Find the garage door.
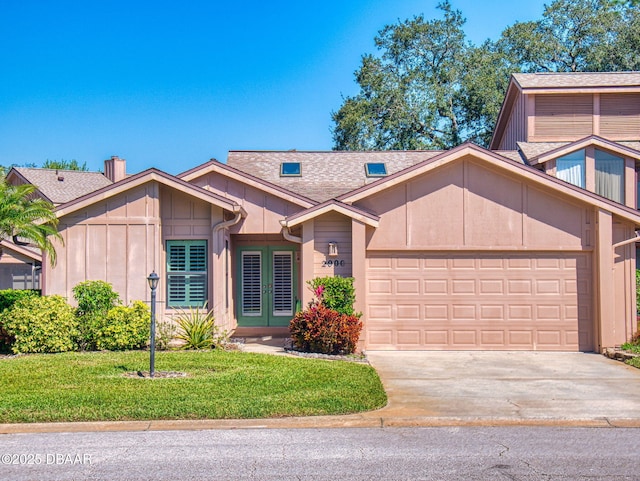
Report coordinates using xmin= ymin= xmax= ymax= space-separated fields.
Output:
xmin=366 ymin=252 xmax=593 ymax=351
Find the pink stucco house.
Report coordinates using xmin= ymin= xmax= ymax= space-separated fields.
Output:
xmin=6 ymin=72 xmax=640 ymax=352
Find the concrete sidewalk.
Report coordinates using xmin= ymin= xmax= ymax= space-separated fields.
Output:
xmin=1 ymin=341 xmax=639 ymax=434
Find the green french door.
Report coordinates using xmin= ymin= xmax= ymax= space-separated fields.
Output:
xmin=237 ymin=246 xmax=297 ymax=327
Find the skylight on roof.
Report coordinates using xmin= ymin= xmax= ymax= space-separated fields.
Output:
xmin=280 ymin=162 xmax=301 ymax=177
xmin=365 ymin=162 xmax=387 ymax=177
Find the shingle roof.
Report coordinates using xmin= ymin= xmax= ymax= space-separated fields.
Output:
xmin=516 ymin=142 xmax=571 ymax=160
xmin=226 ymin=150 xmax=444 ymax=202
xmin=517 ymin=140 xmax=640 ymax=164
xmin=512 ymin=72 xmax=640 ymax=89
xmin=13 ymin=168 xmax=113 ymax=204
xmin=493 ymin=150 xmax=526 ymax=163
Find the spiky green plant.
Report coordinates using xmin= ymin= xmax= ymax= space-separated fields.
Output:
xmin=0 ymin=180 xmax=62 ymax=265
xmin=174 ymin=304 xmax=228 ymax=350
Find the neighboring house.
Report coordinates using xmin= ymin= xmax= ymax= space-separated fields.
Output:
xmin=0 ymin=240 xmax=41 ymax=290
xmin=12 ymin=72 xmax=640 ymax=352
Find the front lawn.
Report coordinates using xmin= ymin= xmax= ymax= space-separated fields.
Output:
xmin=0 ymin=350 xmax=386 ymax=423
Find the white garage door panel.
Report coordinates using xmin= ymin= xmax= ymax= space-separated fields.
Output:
xmin=366 ymin=252 xmax=592 ymax=351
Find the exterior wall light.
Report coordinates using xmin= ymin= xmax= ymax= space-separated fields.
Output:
xmin=328 ymin=242 xmax=339 ymax=257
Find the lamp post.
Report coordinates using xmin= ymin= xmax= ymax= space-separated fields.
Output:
xmin=147 ymin=271 xmax=159 ymax=378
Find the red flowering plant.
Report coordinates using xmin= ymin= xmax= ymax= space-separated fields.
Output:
xmin=289 ymin=282 xmax=362 ymax=355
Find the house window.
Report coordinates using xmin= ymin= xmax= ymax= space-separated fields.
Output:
xmin=166 ymin=240 xmax=208 ymax=308
xmin=365 ymin=162 xmax=387 ymax=177
xmin=280 ymin=162 xmax=301 ymax=176
xmin=595 ymin=149 xmax=624 ymax=204
xmin=556 ymin=150 xmax=585 ymax=188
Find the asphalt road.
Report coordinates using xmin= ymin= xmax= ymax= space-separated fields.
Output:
xmin=1 ymin=426 xmax=638 ymax=480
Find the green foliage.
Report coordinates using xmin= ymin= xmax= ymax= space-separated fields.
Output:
xmin=0 ymin=289 xmax=41 ymax=350
xmin=332 ymin=1 xmax=473 ymax=150
xmin=290 ymin=287 xmax=362 ymax=355
xmin=636 ymin=269 xmax=640 ymax=314
xmin=0 ymin=289 xmax=40 ymax=313
xmin=1 ymin=295 xmax=77 ymax=353
xmin=73 ymin=280 xmax=121 ymax=350
xmin=42 ymin=159 xmax=88 ymax=171
xmin=73 ymin=280 xmax=120 ymax=315
xmin=0 ymin=179 xmax=62 ymax=265
xmin=332 ymin=0 xmax=640 ymax=150
xmin=175 ymin=305 xmax=228 ymax=350
xmin=309 ymin=276 xmax=358 ymax=316
xmin=289 ymin=303 xmax=362 ymax=355
xmin=95 ymin=301 xmax=150 ymax=351
xmin=155 ymin=320 xmax=178 ymax=350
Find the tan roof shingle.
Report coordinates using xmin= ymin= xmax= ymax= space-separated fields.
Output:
xmin=226 ymin=150 xmax=444 ymax=202
xmin=13 ymin=168 xmax=113 ymax=204
xmin=513 ymin=72 xmax=640 ymax=90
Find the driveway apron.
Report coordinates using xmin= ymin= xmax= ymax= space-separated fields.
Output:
xmin=364 ymin=351 xmax=640 ymax=424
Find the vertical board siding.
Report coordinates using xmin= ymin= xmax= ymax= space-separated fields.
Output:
xmin=313 ymin=213 xmax=352 ymax=278
xmin=500 ymin=93 xmax=526 ymax=150
xmin=534 ymin=94 xmax=593 ymax=140
xmin=361 ymin=159 xmax=590 ymax=251
xmin=48 ymin=183 xmax=162 ymax=306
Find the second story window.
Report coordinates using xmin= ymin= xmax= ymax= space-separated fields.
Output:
xmin=556 ymin=150 xmax=585 ymax=188
xmin=595 ymin=150 xmax=624 ymax=204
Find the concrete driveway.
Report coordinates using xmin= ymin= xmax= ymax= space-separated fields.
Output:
xmin=365 ymin=351 xmax=640 ymax=426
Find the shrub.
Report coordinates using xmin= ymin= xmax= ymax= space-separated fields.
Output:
xmin=72 ymin=280 xmax=120 ymax=350
xmin=289 ymin=286 xmax=362 ymax=355
xmin=155 ymin=320 xmax=178 ymax=350
xmin=0 ymin=289 xmax=40 ymax=313
xmin=95 ymin=301 xmax=150 ymax=351
xmin=73 ymin=280 xmax=120 ymax=314
xmin=1 ymin=295 xmax=78 ymax=353
xmin=636 ymin=269 xmax=640 ymax=313
xmin=309 ymin=276 xmax=358 ymax=316
xmin=175 ymin=305 xmax=228 ymax=350
xmin=0 ymin=290 xmax=40 ymax=351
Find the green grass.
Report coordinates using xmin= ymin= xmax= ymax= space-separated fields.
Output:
xmin=622 ymin=334 xmax=640 ymax=369
xmin=626 ymin=357 xmax=640 ymax=369
xmin=0 ymin=350 xmax=387 ymax=423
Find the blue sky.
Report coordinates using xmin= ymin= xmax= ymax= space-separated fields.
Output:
xmin=0 ymin=0 xmax=549 ymax=175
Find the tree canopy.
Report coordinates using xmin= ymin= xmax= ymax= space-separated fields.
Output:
xmin=0 ymin=180 xmax=62 ymax=265
xmin=42 ymin=159 xmax=88 ymax=171
xmin=332 ymin=0 xmax=639 ymax=150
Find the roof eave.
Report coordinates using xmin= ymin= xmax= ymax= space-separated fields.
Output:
xmin=282 ymin=201 xmax=380 ymax=228
xmin=55 ymin=169 xmax=242 ymax=219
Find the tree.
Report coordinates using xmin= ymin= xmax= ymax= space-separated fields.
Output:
xmin=0 ymin=180 xmax=62 ymax=265
xmin=332 ymin=2 xmax=473 ymax=150
xmin=332 ymin=0 xmax=639 ymax=150
xmin=497 ymin=0 xmax=629 ymax=72
xmin=42 ymin=159 xmax=88 ymax=171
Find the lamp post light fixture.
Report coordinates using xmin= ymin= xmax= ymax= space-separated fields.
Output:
xmin=147 ymin=271 xmax=159 ymax=378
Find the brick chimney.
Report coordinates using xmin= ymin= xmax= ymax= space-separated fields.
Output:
xmin=104 ymin=156 xmax=127 ymax=182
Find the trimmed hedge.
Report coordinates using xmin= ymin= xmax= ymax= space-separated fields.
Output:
xmin=95 ymin=301 xmax=150 ymax=351
xmin=1 ymin=295 xmax=78 ymax=354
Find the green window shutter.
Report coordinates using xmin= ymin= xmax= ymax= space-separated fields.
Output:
xmin=166 ymin=240 xmax=208 ymax=307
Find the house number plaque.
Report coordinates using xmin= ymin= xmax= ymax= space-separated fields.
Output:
xmin=322 ymin=259 xmax=345 ymax=267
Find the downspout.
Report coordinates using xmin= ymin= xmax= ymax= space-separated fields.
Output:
xmin=213 ymin=210 xmax=243 ymax=234
xmin=279 ymin=220 xmax=302 ymax=244
xmin=212 ymin=208 xmax=244 ymax=326
xmin=612 ymin=230 xmax=640 ymax=250
xmin=280 ymin=220 xmax=303 ymax=312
